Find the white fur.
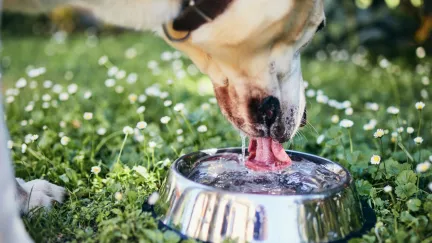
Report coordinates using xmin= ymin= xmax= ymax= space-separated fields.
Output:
xmin=17 ymin=179 xmax=66 ymax=214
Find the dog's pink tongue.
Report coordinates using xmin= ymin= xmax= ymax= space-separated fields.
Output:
xmin=246 ymin=137 xmax=292 ymax=171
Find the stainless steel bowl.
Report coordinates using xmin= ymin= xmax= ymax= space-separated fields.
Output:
xmin=154 ymin=148 xmax=366 ymax=243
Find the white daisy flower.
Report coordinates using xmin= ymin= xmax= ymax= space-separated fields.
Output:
xmin=60 ymin=136 xmax=71 ymax=146
xmin=104 ymin=79 xmax=116 ymax=87
xmin=373 ymin=129 xmax=385 ymax=138
xmin=386 ymin=106 xmax=399 ymax=115
xmin=148 ymin=192 xmax=160 ymax=205
xmin=97 ymin=127 xmax=107 ymax=135
xmin=172 ymin=60 xmax=183 ymax=70
xmin=115 ymin=70 xmax=126 ymax=80
xmin=15 ymin=78 xmax=27 ymax=88
xmin=24 ymin=134 xmax=33 ymax=144
xmin=306 ymin=89 xmax=316 ymax=97
xmin=148 ymin=141 xmax=157 ymax=148
xmin=21 ymin=144 xmax=27 ymax=153
xmin=42 ymin=94 xmax=52 ymax=102
xmin=209 ymin=97 xmax=217 ymax=104
xmin=5 ymin=88 xmax=19 ymax=96
xmin=42 ymin=102 xmax=50 ymax=109
xmin=137 ymin=106 xmax=146 ymax=114
xmin=83 ymin=112 xmax=93 ymax=120
xmin=84 ymin=91 xmax=92 ymax=99
xmin=59 ymin=121 xmax=66 ymax=128
xmin=59 ymin=92 xmax=69 ymax=101
xmin=173 ymin=103 xmax=185 ymax=112
xmin=43 ymin=80 xmax=53 ymax=88
xmin=115 ymin=86 xmax=124 ymax=94
xmin=123 ymin=126 xmax=134 ymax=135
xmin=316 ymin=134 xmax=325 ymax=145
xmin=52 ymin=84 xmax=63 ymax=94
xmin=29 ymin=81 xmax=38 ymax=89
xmin=6 ymin=96 xmax=15 ymax=103
xmin=363 ymin=123 xmax=374 ymax=131
xmin=414 ymin=137 xmax=423 ymax=145
xmin=145 ymin=85 xmax=161 ymax=97
xmin=128 ymin=94 xmax=138 ymax=104
xmin=7 ymin=140 xmax=13 ymax=149
xmin=98 ymin=55 xmax=108 ymax=65
xmin=316 ymin=94 xmax=329 ymax=104
xmin=379 ymin=58 xmax=390 ymax=69
xmin=370 ymin=155 xmax=381 ymax=165
xmin=429 ymin=155 xmax=432 ymax=162
xmin=67 ymin=83 xmax=78 ymax=94
xmin=345 ymin=107 xmax=353 ymax=116
xmin=133 ymin=165 xmax=148 ymax=177
xmin=160 ymin=92 xmax=169 ymax=99
xmin=177 ymin=135 xmax=184 ymax=142
xmin=91 ymin=166 xmax=101 ymax=175
xmin=107 ymin=66 xmax=119 ymax=77
xmin=127 ymin=73 xmax=138 ymax=84
xmin=416 ymin=47 xmax=426 ymax=59
xmin=339 ymin=119 xmax=354 ymax=128
xmin=421 ymin=76 xmax=429 ymax=86
xmin=147 ymin=60 xmax=158 ymax=69
xmin=416 ymin=161 xmax=431 ymax=173
xmin=136 ymin=121 xmax=147 ymax=129
xmin=161 ymin=51 xmax=173 ymax=61
xmin=187 ymin=64 xmax=199 ymax=76
xmin=176 ymin=129 xmax=183 ymax=135
xmin=31 ymin=134 xmax=39 ymax=142
xmin=160 ymin=116 xmax=171 ymax=124
xmin=429 ymin=182 xmax=432 ymax=192
xmin=201 ymin=103 xmax=210 ymax=110
xmin=114 ymin=192 xmax=123 ymax=201
xmin=397 ymin=127 xmax=404 ymax=133
xmin=415 ymin=101 xmax=425 ymax=110
xmin=125 ymin=48 xmax=137 ymax=59
xmin=164 ymin=100 xmax=172 ymax=107
xmin=383 ymin=185 xmax=392 ymax=193
xmin=138 ymin=95 xmax=147 ymax=103
xmin=406 ymin=127 xmax=414 ymax=134
xmin=197 ymin=125 xmax=208 ymax=133
xmin=24 ymin=103 xmax=34 ymax=112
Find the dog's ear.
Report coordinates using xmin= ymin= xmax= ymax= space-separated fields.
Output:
xmin=173 ymin=0 xmax=233 ymax=31
xmin=300 ymin=108 xmax=307 ymax=127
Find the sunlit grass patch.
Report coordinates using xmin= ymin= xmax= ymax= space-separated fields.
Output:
xmin=2 ymin=31 xmax=431 ymax=242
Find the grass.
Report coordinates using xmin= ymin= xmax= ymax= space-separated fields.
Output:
xmin=1 ymin=30 xmax=432 ymax=242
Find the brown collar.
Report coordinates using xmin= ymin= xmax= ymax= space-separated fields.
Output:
xmin=172 ymin=0 xmax=233 ymax=32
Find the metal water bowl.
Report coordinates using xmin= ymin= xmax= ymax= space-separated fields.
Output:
xmin=154 ymin=148 xmax=369 ymax=243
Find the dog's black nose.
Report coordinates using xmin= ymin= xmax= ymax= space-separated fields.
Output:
xmin=258 ymin=96 xmax=280 ymax=127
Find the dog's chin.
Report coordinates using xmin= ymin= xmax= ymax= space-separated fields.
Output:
xmin=236 ymin=121 xmax=294 ymax=144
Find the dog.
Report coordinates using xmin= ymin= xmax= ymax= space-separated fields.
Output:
xmin=1 ymin=0 xmax=325 ymax=241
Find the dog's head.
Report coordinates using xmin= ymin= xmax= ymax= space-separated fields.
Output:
xmin=164 ymin=0 xmax=325 ymax=142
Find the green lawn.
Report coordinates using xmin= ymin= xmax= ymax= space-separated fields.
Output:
xmin=1 ymin=31 xmax=432 ymax=242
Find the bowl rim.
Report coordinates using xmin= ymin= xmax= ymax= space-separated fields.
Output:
xmin=170 ymin=147 xmax=353 ymax=200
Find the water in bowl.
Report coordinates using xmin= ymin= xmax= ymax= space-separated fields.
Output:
xmin=187 ymin=153 xmax=345 ymax=195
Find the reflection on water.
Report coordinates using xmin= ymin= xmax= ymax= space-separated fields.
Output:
xmin=188 ymin=153 xmax=345 ymax=195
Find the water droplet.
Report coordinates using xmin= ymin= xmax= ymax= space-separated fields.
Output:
xmin=241 ymin=133 xmax=247 ymax=165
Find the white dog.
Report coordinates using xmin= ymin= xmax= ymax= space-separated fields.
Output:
xmin=1 ymin=0 xmax=325 ymax=241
